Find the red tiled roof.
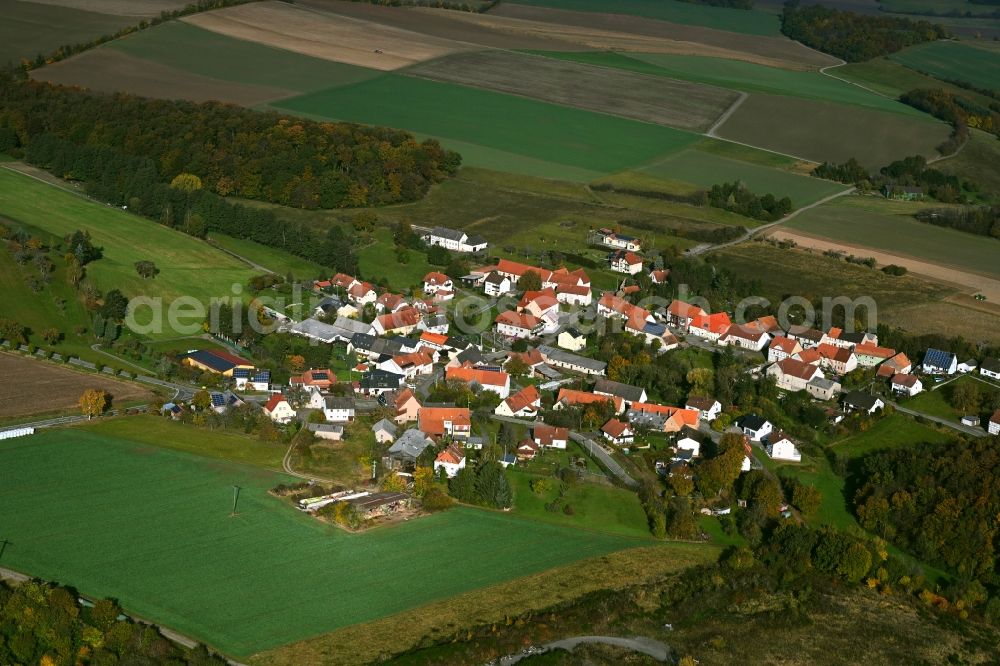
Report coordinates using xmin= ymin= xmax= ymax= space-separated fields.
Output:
xmin=495 ymin=310 xmax=541 ymax=330
xmin=769 ymin=337 xmax=800 ymax=353
xmin=534 ymin=424 xmax=569 ymax=446
xmin=504 ymin=385 xmax=540 ymax=413
xmin=507 ymin=349 xmax=544 ymax=367
xmin=602 ymin=418 xmax=632 ymax=438
xmin=395 ymin=388 xmax=419 ymax=409
xmin=776 ymin=358 xmax=821 ymax=381
xmin=723 ymin=324 xmax=765 ymax=342
xmin=264 ymin=394 xmax=287 ymax=412
xmin=518 ymin=288 xmax=559 ymax=312
xmin=817 ymin=343 xmax=854 ymax=364
xmin=556 ymin=389 xmax=622 ymax=412
xmin=892 ymin=373 xmax=919 ymax=388
xmin=855 ymin=343 xmax=896 ymax=359
xmin=436 ymin=443 xmax=465 ymax=465
xmin=690 ymin=312 xmax=732 ymax=336
xmin=446 ymin=366 xmax=509 ymax=388
xmin=650 ymin=269 xmax=670 ymax=283
xmin=667 ymin=299 xmax=706 ymax=320
xmin=420 ymin=407 xmax=471 ymax=437
xmin=376 ymin=307 xmax=422 ymax=331
xmin=419 ymin=332 xmax=449 ymax=346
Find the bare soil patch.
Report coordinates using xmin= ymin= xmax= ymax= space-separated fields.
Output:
xmin=885 ymin=300 xmax=1000 ymax=344
xmin=32 ymin=48 xmax=296 ymax=105
xmin=20 ymin=0 xmax=190 ymax=17
xmin=407 ymin=50 xmax=737 ymax=131
xmin=297 ymin=0 xmax=592 ymax=51
xmin=183 ymin=1 xmax=471 ymax=71
xmin=769 ymin=228 xmax=1000 ymax=302
xmin=0 ymin=353 xmax=153 ymax=419
xmin=489 ymin=2 xmax=837 ymax=70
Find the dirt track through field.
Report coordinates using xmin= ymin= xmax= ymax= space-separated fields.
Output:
xmin=407 ymin=50 xmax=738 ymax=131
xmin=33 ymin=48 xmax=296 ymax=105
xmin=0 ymin=353 xmax=153 ymax=419
xmin=183 ymin=1 xmax=471 ymax=70
xmin=768 ymin=228 xmax=1000 ymax=303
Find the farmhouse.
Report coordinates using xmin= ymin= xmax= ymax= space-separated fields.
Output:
xmin=594 ymin=378 xmax=647 ymax=407
xmin=538 ymin=345 xmax=607 ymax=376
xmin=423 ymin=227 xmax=488 ymax=253
xmin=842 ymin=391 xmax=885 ymax=414
xmin=608 ymin=250 xmax=643 ymax=275
xmin=534 ymin=425 xmax=569 ymax=449
xmin=922 ymin=348 xmax=957 ymax=375
xmin=735 ymin=414 xmax=772 ymax=441
xmin=495 ymin=384 xmax=540 ymax=418
xmin=263 ymin=394 xmax=295 ymax=424
xmin=434 ymin=444 xmax=467 ymax=477
xmin=891 ymin=373 xmax=923 ymax=396
xmin=495 ymin=311 xmax=543 ymax=340
xmin=602 ymin=419 xmax=634 ymax=446
xmin=768 ymin=336 xmax=802 ymax=363
xmin=766 ymin=431 xmax=801 ymax=462
xmin=445 ymin=366 xmax=511 ymax=399
xmin=685 ymin=396 xmax=721 ymax=421
xmin=182 ymin=349 xmax=253 ymax=377
xmin=419 ymin=407 xmax=472 ymax=440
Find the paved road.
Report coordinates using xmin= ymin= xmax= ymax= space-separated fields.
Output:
xmin=489 ymin=414 xmax=638 ymax=487
xmin=891 ymin=402 xmax=986 ymax=438
xmin=498 ymin=635 xmax=670 ymax=664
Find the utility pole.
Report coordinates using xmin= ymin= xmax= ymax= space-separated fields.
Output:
xmin=231 ymin=485 xmax=242 ymax=516
xmin=0 ymin=538 xmax=10 ymax=561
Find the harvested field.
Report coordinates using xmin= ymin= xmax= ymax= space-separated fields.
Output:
xmin=0 ymin=353 xmax=153 ymax=419
xmin=883 ymin=299 xmax=1000 ymax=344
xmin=714 ymin=94 xmax=952 ymax=168
xmin=407 ymin=50 xmax=738 ymax=132
xmin=768 ymin=228 xmax=1000 ymax=302
xmin=0 ymin=0 xmax=133 ymax=65
xmin=32 ymin=48 xmax=295 ymax=105
xmin=490 ymin=2 xmax=836 ymax=69
xmin=183 ymin=0 xmax=470 ymax=70
xmin=20 ymin=0 xmax=188 ymax=16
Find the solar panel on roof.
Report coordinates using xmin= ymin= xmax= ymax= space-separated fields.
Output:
xmin=312 ymin=372 xmax=329 ymax=380
xmin=233 ymin=368 xmax=252 ymax=378
xmin=210 ymin=394 xmax=225 ymax=407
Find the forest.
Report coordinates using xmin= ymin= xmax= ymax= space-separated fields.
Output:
xmin=914 ymin=205 xmax=1000 ymax=238
xmin=0 ymin=579 xmax=226 ymax=665
xmin=0 ymin=79 xmax=461 ymax=209
xmin=900 ymin=89 xmax=1000 ymax=145
xmin=780 ymin=2 xmax=946 ymax=61
xmin=853 ymin=437 xmax=1000 ymax=599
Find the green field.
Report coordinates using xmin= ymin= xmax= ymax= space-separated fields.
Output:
xmin=786 ymin=196 xmax=1000 ymax=278
xmin=836 ymin=57 xmax=999 ymax=107
xmin=0 ymin=168 xmax=257 ymax=329
xmin=832 ymin=412 xmax=954 ymax=457
xmin=0 ymin=428 xmax=644 ymax=657
xmin=936 ymin=129 xmax=1000 ymax=202
xmin=107 ymin=21 xmax=380 ymax=94
xmin=0 ymin=0 xmax=135 ymax=65
xmin=530 ymin=51 xmax=921 ymax=115
xmin=357 ymin=227 xmax=436 ymax=292
xmin=902 ymin=375 xmax=1000 ymax=421
xmin=715 ymin=94 xmax=951 ymax=168
xmin=272 ymin=75 xmax=700 ymax=176
xmin=891 ymin=40 xmax=1000 ymax=92
xmin=880 ymin=0 xmax=1000 ymax=17
xmin=208 ymin=232 xmax=325 ymax=280
xmin=640 ymin=148 xmax=847 ymax=207
xmin=507 ymin=471 xmax=651 ymax=538
xmin=508 ymin=0 xmax=782 ymax=35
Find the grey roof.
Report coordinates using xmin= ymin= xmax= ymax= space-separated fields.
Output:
xmin=843 ymin=391 xmax=882 ymax=411
xmin=308 ymin=423 xmax=344 ymax=435
xmin=484 ymin=271 xmax=507 ymax=285
xmin=291 ymin=317 xmax=372 ymax=343
xmin=735 ymin=414 xmax=769 ymax=431
xmin=360 ymin=369 xmax=404 ymax=390
xmin=788 ymin=325 xmax=823 ymax=342
xmin=455 ymin=347 xmax=485 ymax=366
xmin=537 ymin=345 xmax=607 ymax=373
xmin=428 ymin=226 xmax=466 ymax=242
xmin=983 ymin=357 xmax=1000 ymax=373
xmin=562 ymin=327 xmax=584 ymax=338
xmin=594 ymin=378 xmax=645 ymax=403
xmin=350 ymin=333 xmax=405 ymax=356
xmin=465 ymin=233 xmax=487 ymax=246
xmin=387 ymin=429 xmax=434 ymax=462
xmin=807 ymin=377 xmax=840 ymax=391
xmin=316 ymin=296 xmax=342 ymax=313
xmin=323 ymin=396 xmax=356 ymax=410
xmin=534 ymin=363 xmax=562 ymax=380
xmin=372 ymin=418 xmax=397 ymax=435
xmin=627 ymin=409 xmax=666 ymax=430
xmin=838 ymin=331 xmax=867 ymax=345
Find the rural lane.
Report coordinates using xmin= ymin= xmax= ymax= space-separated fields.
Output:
xmin=889 ymin=402 xmax=986 ymax=438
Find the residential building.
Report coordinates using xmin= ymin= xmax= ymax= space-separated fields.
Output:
xmin=665 ymin=300 xmax=707 ymax=330
xmin=675 ymin=436 xmax=701 ymax=458
xmin=534 ymin=425 xmax=569 ymax=449
xmin=323 ymin=396 xmax=356 ymax=423
xmin=372 ymin=419 xmax=397 ymax=444
xmin=854 ymin=343 xmax=896 ymax=368
xmin=516 ymin=440 xmax=539 ymax=460
xmin=768 ymin=336 xmax=802 ymax=363
xmin=877 ymin=352 xmax=912 ymax=378
xmin=495 ymin=311 xmax=543 ymax=340
xmin=419 ymin=407 xmax=472 ymax=439
xmin=483 ymin=271 xmax=514 ymax=296
xmin=958 ymin=358 xmax=978 ymax=373
xmin=386 ymin=429 xmax=436 ymax=469
xmin=445 ymin=366 xmax=511 ymax=399
xmin=557 ymin=327 xmax=587 ymax=352
xmin=816 ymin=343 xmax=858 ymax=375
xmin=307 ymin=423 xmax=344 ymax=441
xmin=602 ymin=419 xmax=635 ymax=446
xmin=981 ymin=358 xmax=1000 ymax=380
xmin=555 ymin=388 xmax=623 ymax=414
xmin=988 ymin=409 xmax=1000 ymax=436
xmin=891 ymin=373 xmax=923 ymax=396
xmin=423 ymin=271 xmax=453 ymax=294
xmin=627 ymin=403 xmax=699 ymax=433
xmin=346 ymin=281 xmax=377 ymax=305
xmin=735 ymin=414 xmax=772 ymax=441
xmin=766 ymin=432 xmax=801 ymax=462
xmin=626 ymin=319 xmax=678 ymax=351
xmin=685 ymin=396 xmax=721 ymax=421
xmin=649 ymin=268 xmax=669 ymax=284
xmin=263 ymin=394 xmax=295 ymax=424
xmin=609 ymin=250 xmax=643 ymax=275
xmin=358 ymin=369 xmax=404 ymax=396
xmin=842 ymin=391 xmax=885 ymax=414
xmin=806 ymin=377 xmax=841 ymax=401
xmin=594 ymin=378 xmax=647 ymax=407
xmin=593 ymin=228 xmax=641 ymax=252
xmin=395 ymin=388 xmax=422 ymax=423
xmin=423 ymin=227 xmax=488 ymax=253
xmin=289 ymin=368 xmax=337 ymax=391
xmin=537 ymin=345 xmax=607 ymax=376
xmin=688 ymin=312 xmax=733 ymax=342
xmin=787 ymin=325 xmax=824 ymax=349
xmin=719 ymin=324 xmax=770 ymax=352
xmin=495 ymin=385 xmax=541 ymax=418
xmin=923 ymin=348 xmax=958 ymax=375
xmin=373 ymin=307 xmax=422 ymax=336
xmin=434 ymin=443 xmax=467 ymax=478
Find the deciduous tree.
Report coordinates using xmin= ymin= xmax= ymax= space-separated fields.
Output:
xmin=79 ymin=388 xmax=107 ymax=419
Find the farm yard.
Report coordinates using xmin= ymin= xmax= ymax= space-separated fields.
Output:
xmin=714 ymin=94 xmax=952 ymax=167
xmin=272 ymin=74 xmax=701 ymax=176
xmin=890 ymin=40 xmax=1000 ymax=92
xmin=406 ymin=50 xmax=740 ymax=132
xmin=0 ymin=428 xmax=651 ymax=657
xmin=0 ymin=353 xmax=153 ymax=419
xmin=0 ymin=167 xmax=257 ymax=319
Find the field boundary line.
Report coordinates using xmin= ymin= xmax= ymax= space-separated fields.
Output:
xmin=706 ymin=90 xmax=748 ymax=137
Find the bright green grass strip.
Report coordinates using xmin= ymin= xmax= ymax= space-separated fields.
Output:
xmin=832 ymin=412 xmax=954 ymax=458
xmin=107 ymin=21 xmax=380 ymax=93
xmin=890 ymin=40 xmax=1000 ymax=93
xmin=357 ymin=227 xmax=436 ymax=291
xmin=507 ymin=0 xmax=781 ymax=36
xmin=0 ymin=168 xmax=255 ymax=324
xmin=0 ymin=429 xmax=641 ymax=657
xmin=641 ymin=148 xmax=846 ymax=207
xmin=526 ymin=50 xmax=923 ymax=116
xmin=208 ymin=232 xmax=325 ymax=280
xmin=272 ymin=75 xmax=700 ymax=174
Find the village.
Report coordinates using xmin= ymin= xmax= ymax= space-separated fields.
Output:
xmin=140 ymin=224 xmax=1000 ymax=531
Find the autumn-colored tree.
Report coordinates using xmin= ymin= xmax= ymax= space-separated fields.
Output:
xmin=686 ymin=367 xmax=714 ymax=396
xmin=413 ymin=466 xmax=435 ymax=498
xmin=170 ymin=172 xmax=203 ymax=192
xmin=40 ymin=328 xmax=61 ymax=345
xmin=382 ymin=472 xmax=407 ymax=493
xmin=0 ymin=318 xmax=26 ymax=345
xmin=192 ymin=390 xmax=212 ymax=412
xmin=607 ymin=355 xmax=631 ymax=382
xmin=792 ymin=482 xmax=822 ymax=518
xmin=79 ymin=388 xmax=107 ymax=419
xmin=287 ymin=354 xmax=306 ymax=372
xmin=668 ymin=466 xmax=695 ymax=497
xmin=696 ymin=432 xmax=746 ymax=497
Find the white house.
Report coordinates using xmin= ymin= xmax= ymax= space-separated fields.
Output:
xmin=594 ymin=228 xmax=641 ymax=252
xmin=980 ymin=358 xmax=1000 ymax=380
xmin=534 ymin=425 xmax=569 ymax=449
xmin=891 ymin=373 xmax=923 ymax=396
xmin=433 ymin=443 xmax=467 ymax=478
xmin=424 ymin=227 xmax=488 ymax=253
xmin=675 ymin=436 xmax=701 ymax=458
xmin=842 ymin=391 xmax=885 ymax=415
xmin=609 ymin=250 xmax=643 ymax=275
xmin=767 ymin=358 xmax=824 ymax=392
xmin=602 ymin=419 xmax=635 ymax=446
xmin=720 ymin=324 xmax=770 ymax=352
xmin=684 ymin=397 xmax=721 ymax=421
xmin=423 ymin=271 xmax=453 ymax=294
xmin=766 ymin=432 xmax=801 ymax=462
xmin=323 ymin=396 xmax=356 ymax=423
xmin=958 ymin=358 xmax=978 ymax=373
xmin=923 ymin=348 xmax=958 ymax=375
xmin=557 ymin=327 xmax=587 ymax=352
xmin=483 ymin=271 xmax=514 ymax=296
xmin=735 ymin=414 xmax=772 ymax=441
xmin=372 ymin=418 xmax=397 ymax=444
xmin=495 ymin=311 xmax=543 ymax=339
xmin=768 ymin=337 xmax=803 ymax=363
xmin=263 ymin=394 xmax=296 ymax=424
xmin=495 ymin=385 xmax=540 ymax=418
xmin=445 ymin=366 xmax=511 ymax=399
xmin=988 ymin=409 xmax=1000 ymax=436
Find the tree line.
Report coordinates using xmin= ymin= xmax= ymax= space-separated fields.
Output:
xmin=813 ymin=154 xmax=969 ymax=203
xmin=900 ymin=88 xmax=1000 ymax=154
xmin=914 ymin=205 xmax=1000 ymax=238
xmin=708 ymin=181 xmax=793 ymax=221
xmin=780 ymin=1 xmax=947 ymax=62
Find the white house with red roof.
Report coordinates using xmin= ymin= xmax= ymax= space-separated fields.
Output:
xmin=346 ymin=281 xmax=377 ymax=305
xmin=433 ymin=443 xmax=467 ymax=478
xmin=768 ymin=337 xmax=803 ymax=363
xmin=720 ymin=324 xmax=770 ymax=351
xmin=602 ymin=418 xmax=635 ymax=446
xmin=891 ymin=373 xmax=923 ymax=396
xmin=609 ymin=250 xmax=643 ymax=275
xmin=817 ymin=343 xmax=859 ymax=375
xmin=649 ymin=268 xmax=670 ymax=284
xmin=594 ymin=228 xmax=642 ymax=252
xmin=446 ymin=366 xmax=511 ymax=399
xmin=372 ymin=307 xmax=422 ymax=336
xmin=767 ymin=358 xmax=824 ymax=392
xmin=988 ymin=409 xmax=1000 ymax=435
xmin=263 ymin=394 xmax=296 ymax=424
xmin=688 ymin=312 xmax=732 ymax=342
xmin=423 ymin=272 xmax=453 ymax=295
xmin=533 ymin=425 xmax=569 ymax=449
xmin=495 ymin=384 xmax=541 ymax=418
xmin=495 ymin=311 xmax=543 ymax=339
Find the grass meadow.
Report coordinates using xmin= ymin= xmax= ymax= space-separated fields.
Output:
xmin=509 ymin=0 xmax=782 ymax=35
xmin=786 ymin=196 xmax=1000 ymax=278
xmin=937 ymin=129 xmax=1000 ymax=203
xmin=831 ymin=413 xmax=954 ymax=458
xmin=0 ymin=168 xmax=257 ymax=322
xmin=0 ymin=427 xmax=646 ymax=657
xmin=891 ymin=40 xmax=1000 ymax=92
xmin=272 ymin=74 xmax=701 ymax=175
xmin=208 ymin=232 xmax=325 ymax=280
xmin=836 ymin=57 xmax=999 ymax=108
